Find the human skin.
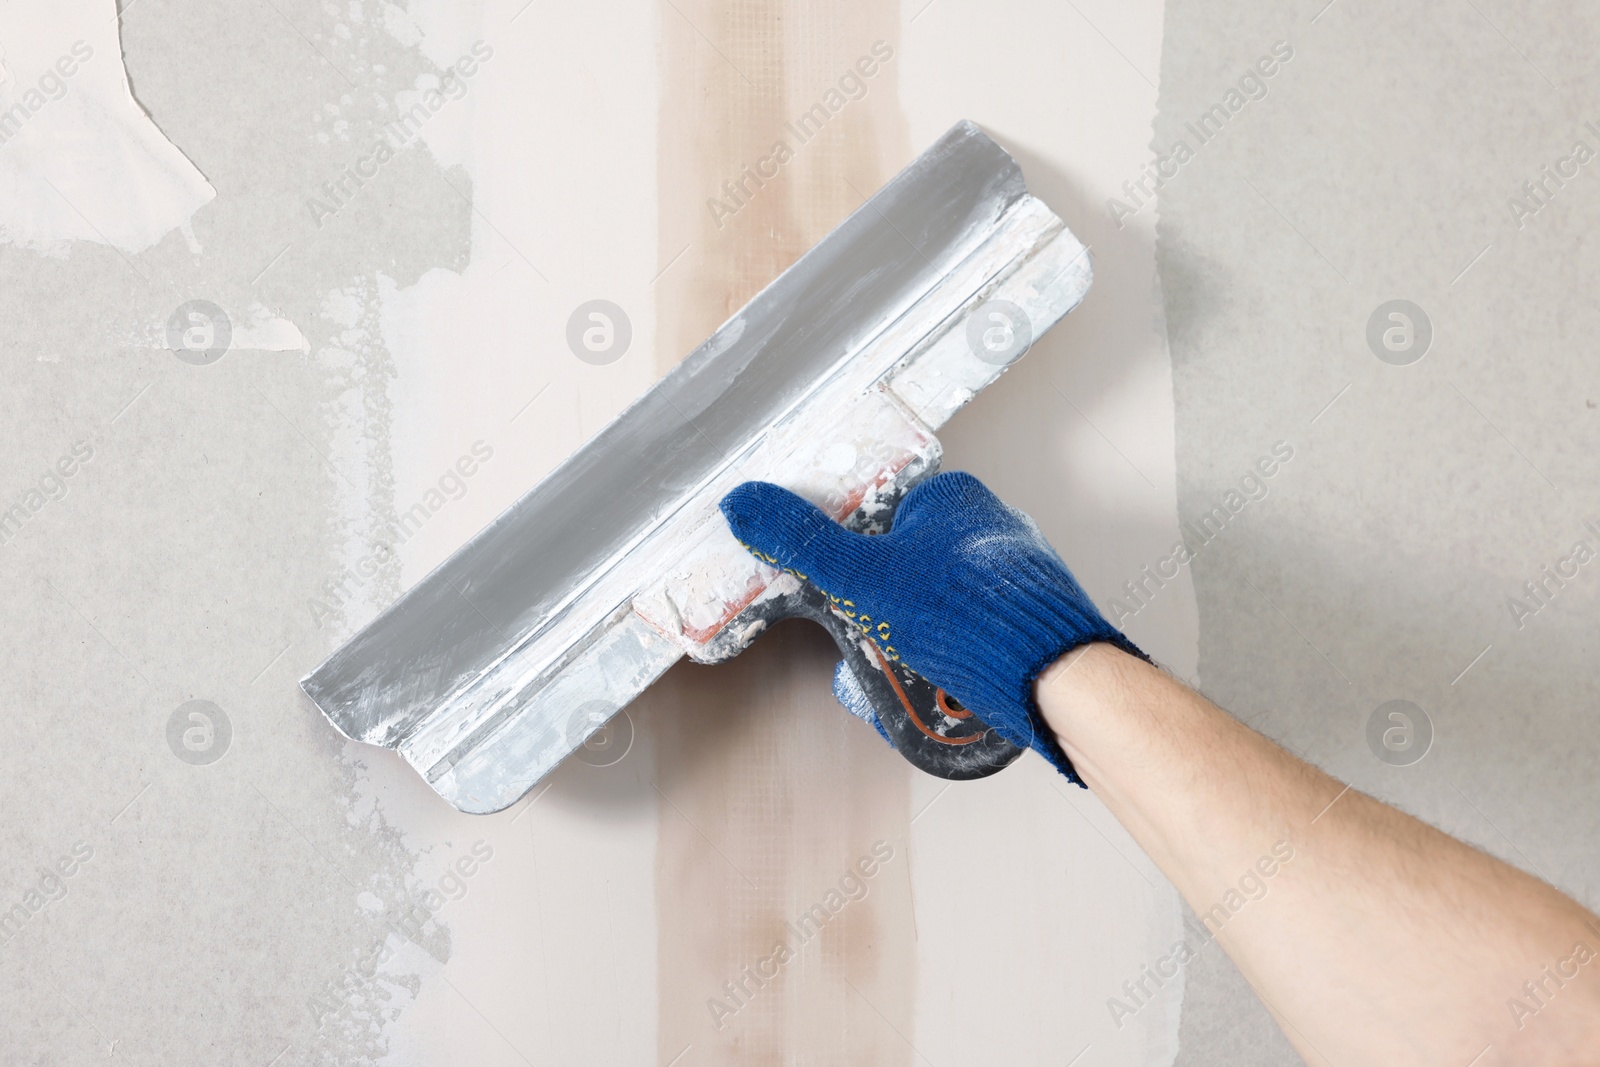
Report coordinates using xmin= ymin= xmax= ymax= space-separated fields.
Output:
xmin=1035 ymin=643 xmax=1600 ymax=1066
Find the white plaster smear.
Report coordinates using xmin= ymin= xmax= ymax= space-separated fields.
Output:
xmin=0 ymin=0 xmax=213 ymax=253
xmin=231 ymin=304 xmax=310 ymax=351
xmin=349 ymin=1 xmax=664 ymax=1064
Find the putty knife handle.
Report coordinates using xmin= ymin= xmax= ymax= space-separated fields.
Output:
xmin=783 ymin=584 xmax=1023 ymax=781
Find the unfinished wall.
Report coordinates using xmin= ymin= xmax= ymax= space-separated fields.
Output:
xmin=1152 ymin=1 xmax=1600 ymax=1061
xmin=0 ymin=0 xmax=477 ymax=1063
xmin=1 ymin=0 xmax=1200 ymax=1064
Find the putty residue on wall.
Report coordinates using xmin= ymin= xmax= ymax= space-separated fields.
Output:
xmin=0 ymin=1 xmax=213 ymax=252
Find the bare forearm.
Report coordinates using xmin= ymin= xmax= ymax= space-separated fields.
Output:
xmin=1036 ymin=644 xmax=1600 ymax=1065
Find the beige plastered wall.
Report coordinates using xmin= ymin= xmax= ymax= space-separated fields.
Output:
xmin=0 ymin=0 xmax=1195 ymax=1063
xmin=377 ymin=1 xmax=1194 ymax=1064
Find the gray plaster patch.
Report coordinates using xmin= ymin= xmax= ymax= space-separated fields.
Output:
xmin=0 ymin=3 xmax=472 ymax=1064
xmin=1154 ymin=1 xmax=1600 ymax=1061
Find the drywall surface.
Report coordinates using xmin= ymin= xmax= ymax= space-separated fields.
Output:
xmin=1 ymin=2 xmax=1196 ymax=1065
xmin=0 ymin=0 xmax=482 ymax=1062
xmin=1153 ymin=2 xmax=1600 ymax=1062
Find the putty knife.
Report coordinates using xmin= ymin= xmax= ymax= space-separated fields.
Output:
xmin=301 ymin=121 xmax=1092 ymax=813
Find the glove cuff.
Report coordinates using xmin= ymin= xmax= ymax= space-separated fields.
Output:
xmin=1005 ymin=629 xmax=1143 ymax=785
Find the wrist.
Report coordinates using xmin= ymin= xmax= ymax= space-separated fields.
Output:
xmin=1033 ymin=642 xmax=1161 ymax=786
xmin=1034 ymin=640 xmax=1143 ymax=704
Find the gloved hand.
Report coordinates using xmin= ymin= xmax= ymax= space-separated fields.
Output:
xmin=719 ymin=471 xmax=1146 ymax=783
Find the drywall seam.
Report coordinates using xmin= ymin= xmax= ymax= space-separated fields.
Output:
xmin=650 ymin=2 xmax=918 ymax=1063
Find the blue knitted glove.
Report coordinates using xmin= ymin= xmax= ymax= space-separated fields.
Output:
xmin=719 ymin=471 xmax=1145 ymax=782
